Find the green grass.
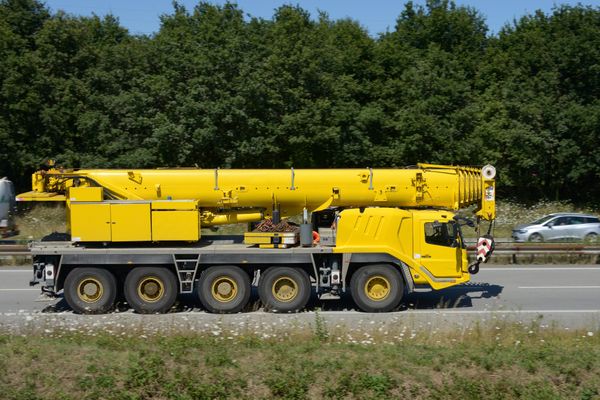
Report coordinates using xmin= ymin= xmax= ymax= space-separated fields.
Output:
xmin=0 ymin=322 xmax=598 ymax=399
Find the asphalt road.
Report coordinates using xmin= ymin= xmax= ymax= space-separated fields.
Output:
xmin=0 ymin=264 xmax=599 ymax=334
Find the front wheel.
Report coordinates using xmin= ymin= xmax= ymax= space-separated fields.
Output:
xmin=350 ymin=264 xmax=404 ymax=312
xmin=124 ymin=267 xmax=178 ymax=314
xmin=64 ymin=267 xmax=117 ymax=314
xmin=258 ymin=267 xmax=311 ymax=313
xmin=528 ymin=233 xmax=543 ymax=243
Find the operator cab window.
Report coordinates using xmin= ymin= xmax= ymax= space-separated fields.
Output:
xmin=424 ymin=222 xmax=455 ymax=247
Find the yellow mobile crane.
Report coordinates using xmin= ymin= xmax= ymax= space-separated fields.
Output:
xmin=18 ymin=163 xmax=496 ymax=314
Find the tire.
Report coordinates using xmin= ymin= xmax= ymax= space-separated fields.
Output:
xmin=350 ymin=264 xmax=404 ymax=313
xmin=124 ymin=267 xmax=178 ymax=314
xmin=584 ymin=233 xmax=598 ymax=244
xmin=528 ymin=233 xmax=543 ymax=243
xmin=64 ymin=267 xmax=117 ymax=314
xmin=197 ymin=266 xmax=251 ymax=313
xmin=258 ymin=267 xmax=311 ymax=313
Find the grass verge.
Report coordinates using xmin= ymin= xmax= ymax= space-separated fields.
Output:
xmin=0 ymin=320 xmax=598 ymax=400
xmin=12 ymin=203 xmax=65 ymax=240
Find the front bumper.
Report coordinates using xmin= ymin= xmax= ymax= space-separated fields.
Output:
xmin=511 ymin=231 xmax=528 ymax=242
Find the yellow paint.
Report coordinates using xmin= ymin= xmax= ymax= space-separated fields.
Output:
xmin=110 ymin=203 xmax=151 ymax=242
xmin=152 ymin=210 xmax=199 ymax=241
xmin=201 ymin=210 xmax=263 ymax=226
xmin=151 ymin=200 xmax=198 ymax=210
xmin=19 ymin=164 xmax=494 ymax=223
xmin=70 ymin=203 xmax=111 ymax=242
xmin=412 ymin=211 xmax=462 ymax=278
xmin=70 ymin=202 xmax=153 ymax=242
xmin=334 ymin=208 xmax=470 ymax=290
xmin=68 ymin=187 xmax=103 ymax=202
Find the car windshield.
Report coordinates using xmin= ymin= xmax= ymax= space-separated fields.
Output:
xmin=531 ymin=215 xmax=555 ymax=225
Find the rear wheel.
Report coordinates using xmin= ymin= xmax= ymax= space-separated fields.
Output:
xmin=197 ymin=266 xmax=251 ymax=313
xmin=64 ymin=267 xmax=117 ymax=314
xmin=528 ymin=233 xmax=543 ymax=243
xmin=124 ymin=267 xmax=178 ymax=314
xmin=258 ymin=267 xmax=311 ymax=313
xmin=350 ymin=264 xmax=404 ymax=312
xmin=584 ymin=233 xmax=598 ymax=244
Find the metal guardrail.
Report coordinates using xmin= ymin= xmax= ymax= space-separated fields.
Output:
xmin=467 ymin=244 xmax=600 ymax=255
xmin=0 ymin=244 xmax=30 ymax=256
xmin=1 ymin=243 xmax=600 ymax=257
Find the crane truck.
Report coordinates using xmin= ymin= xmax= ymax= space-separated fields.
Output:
xmin=16 ymin=163 xmax=496 ymax=314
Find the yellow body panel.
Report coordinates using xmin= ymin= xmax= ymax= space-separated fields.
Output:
xmin=334 ymin=208 xmax=470 ymax=290
xmin=110 ymin=203 xmax=151 ymax=242
xmin=68 ymin=187 xmax=103 ymax=202
xmin=412 ymin=210 xmax=462 ymax=278
xmin=70 ymin=203 xmax=111 ymax=242
xmin=152 ymin=210 xmax=199 ymax=241
xmin=151 ymin=200 xmax=198 ymax=211
xmin=15 ymin=191 xmax=66 ymax=201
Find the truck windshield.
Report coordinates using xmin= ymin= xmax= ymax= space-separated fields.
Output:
xmin=424 ymin=221 xmax=460 ymax=248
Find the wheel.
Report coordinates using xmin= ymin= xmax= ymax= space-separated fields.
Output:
xmin=584 ymin=233 xmax=598 ymax=244
xmin=350 ymin=264 xmax=404 ymax=312
xmin=197 ymin=266 xmax=251 ymax=313
xmin=64 ymin=268 xmax=117 ymax=314
xmin=528 ymin=233 xmax=543 ymax=243
xmin=258 ymin=267 xmax=311 ymax=313
xmin=124 ymin=267 xmax=178 ymax=314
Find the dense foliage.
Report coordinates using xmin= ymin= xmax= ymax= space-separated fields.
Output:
xmin=1 ymin=0 xmax=599 ymax=202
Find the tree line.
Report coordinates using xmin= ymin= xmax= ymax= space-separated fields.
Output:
xmin=1 ymin=0 xmax=599 ymax=202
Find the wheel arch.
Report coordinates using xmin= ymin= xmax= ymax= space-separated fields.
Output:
xmin=344 ymin=253 xmax=414 ymax=293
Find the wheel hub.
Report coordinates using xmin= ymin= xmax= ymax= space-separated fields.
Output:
xmin=211 ymin=276 xmax=238 ymax=302
xmin=137 ymin=277 xmax=165 ymax=303
xmin=272 ymin=277 xmax=298 ymax=302
xmin=364 ymin=276 xmax=390 ymax=301
xmin=77 ymin=278 xmax=103 ymax=303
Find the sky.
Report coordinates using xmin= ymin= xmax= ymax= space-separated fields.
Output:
xmin=43 ymin=0 xmax=600 ymax=36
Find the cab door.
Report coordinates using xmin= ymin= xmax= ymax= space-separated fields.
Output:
xmin=413 ymin=217 xmax=463 ymax=278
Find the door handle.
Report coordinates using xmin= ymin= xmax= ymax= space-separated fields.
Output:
xmin=421 ymin=254 xmax=431 ymax=258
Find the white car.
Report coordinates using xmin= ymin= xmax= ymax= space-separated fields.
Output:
xmin=512 ymin=213 xmax=600 ymax=243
